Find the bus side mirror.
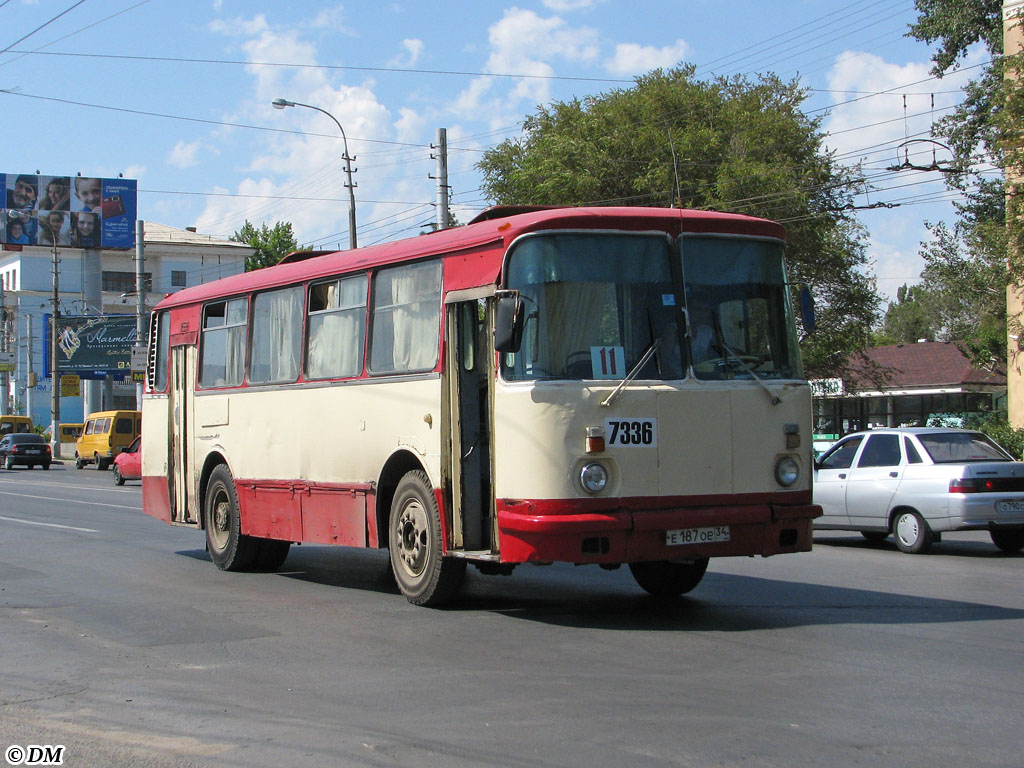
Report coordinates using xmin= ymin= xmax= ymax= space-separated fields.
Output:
xmin=799 ymin=285 xmax=816 ymax=335
xmin=494 ymin=291 xmax=524 ymax=354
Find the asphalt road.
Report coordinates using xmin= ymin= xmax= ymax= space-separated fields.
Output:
xmin=1 ymin=463 xmax=1022 ymax=767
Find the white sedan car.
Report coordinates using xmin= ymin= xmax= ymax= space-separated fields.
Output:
xmin=814 ymin=427 xmax=1024 ymax=554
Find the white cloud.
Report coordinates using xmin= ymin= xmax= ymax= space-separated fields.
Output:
xmin=168 ymin=140 xmax=201 ymax=169
xmin=389 ymin=38 xmax=423 ymax=68
xmin=309 ymin=5 xmax=348 ymax=31
xmin=394 ymin=107 xmax=426 ymax=145
xmin=542 ymin=0 xmax=597 ymax=11
xmin=451 ymin=8 xmax=599 ymax=126
xmin=606 ymin=40 xmax=690 ymax=76
xmin=122 ymin=164 xmax=147 ymax=182
xmin=207 ymin=13 xmax=270 ymax=37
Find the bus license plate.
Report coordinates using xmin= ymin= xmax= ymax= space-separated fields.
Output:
xmin=996 ymin=500 xmax=1024 ymax=513
xmin=666 ymin=526 xmax=730 ymax=546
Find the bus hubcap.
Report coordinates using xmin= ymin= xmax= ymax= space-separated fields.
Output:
xmin=397 ymin=501 xmax=428 ymax=575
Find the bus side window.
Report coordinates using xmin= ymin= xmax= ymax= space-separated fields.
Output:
xmin=369 ymin=260 xmax=441 ymax=374
xmin=306 ymin=274 xmax=368 ymax=379
xmin=249 ymin=285 xmax=303 ymax=384
xmin=200 ymin=298 xmax=248 ymax=387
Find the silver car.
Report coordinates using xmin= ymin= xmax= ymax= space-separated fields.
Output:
xmin=814 ymin=427 xmax=1024 ymax=554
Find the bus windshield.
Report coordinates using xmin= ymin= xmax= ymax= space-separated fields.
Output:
xmin=501 ymin=233 xmax=682 ymax=381
xmin=682 ymin=236 xmax=800 ymax=381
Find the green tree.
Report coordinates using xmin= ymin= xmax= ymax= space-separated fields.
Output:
xmin=477 ymin=66 xmax=880 ymax=378
xmin=907 ymin=1 xmax=1012 ymax=363
xmin=876 ymin=283 xmax=938 ymax=344
xmin=231 ymin=220 xmax=299 ymax=271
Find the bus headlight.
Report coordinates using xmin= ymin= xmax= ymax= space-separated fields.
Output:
xmin=775 ymin=456 xmax=799 ymax=487
xmin=579 ymin=462 xmax=609 ymax=494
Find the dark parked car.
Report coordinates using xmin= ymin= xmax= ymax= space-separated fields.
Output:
xmin=0 ymin=433 xmax=52 ymax=470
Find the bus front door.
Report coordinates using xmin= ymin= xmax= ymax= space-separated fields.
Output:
xmin=169 ymin=345 xmax=199 ymax=526
xmin=445 ymin=300 xmax=493 ymax=553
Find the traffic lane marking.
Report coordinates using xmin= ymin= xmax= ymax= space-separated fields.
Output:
xmin=0 ymin=489 xmax=137 ymax=511
xmin=0 ymin=514 xmax=98 ymax=533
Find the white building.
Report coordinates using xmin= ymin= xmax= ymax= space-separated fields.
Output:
xmin=0 ymin=221 xmax=252 ymax=427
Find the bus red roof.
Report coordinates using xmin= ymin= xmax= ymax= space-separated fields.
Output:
xmin=156 ymin=206 xmax=786 ymax=310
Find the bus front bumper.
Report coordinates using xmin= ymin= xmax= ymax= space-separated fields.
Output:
xmin=495 ymin=497 xmax=821 ymax=564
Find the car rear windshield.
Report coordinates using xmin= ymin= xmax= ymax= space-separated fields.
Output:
xmin=10 ymin=434 xmax=44 ymax=444
xmin=918 ymin=432 xmax=1012 ymax=463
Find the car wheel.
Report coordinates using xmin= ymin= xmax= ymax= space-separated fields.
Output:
xmin=113 ymin=465 xmax=125 ymax=486
xmin=893 ymin=510 xmax=933 ymax=554
xmin=42 ymin=462 xmax=50 ymax=470
xmin=204 ymin=464 xmax=256 ymax=571
xmin=389 ymin=470 xmax=466 ymax=606
xmin=629 ymin=558 xmax=710 ymax=597
xmin=990 ymin=527 xmax=1024 ymax=553
xmin=4 ymin=456 xmax=12 ymax=470
xmin=861 ymin=531 xmax=888 ymax=543
xmin=252 ymin=539 xmax=291 ymax=570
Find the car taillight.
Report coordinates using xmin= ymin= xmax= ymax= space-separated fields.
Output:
xmin=950 ymin=478 xmax=995 ymax=493
xmin=10 ymin=445 xmax=18 ymax=454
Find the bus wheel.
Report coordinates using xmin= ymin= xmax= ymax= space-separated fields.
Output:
xmin=253 ymin=539 xmax=291 ymax=570
xmin=204 ymin=464 xmax=256 ymax=571
xmin=629 ymin=558 xmax=709 ymax=597
xmin=75 ymin=455 xmax=84 ymax=469
xmin=389 ymin=470 xmax=465 ymax=606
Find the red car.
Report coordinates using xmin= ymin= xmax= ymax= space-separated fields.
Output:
xmin=112 ymin=436 xmax=141 ymax=485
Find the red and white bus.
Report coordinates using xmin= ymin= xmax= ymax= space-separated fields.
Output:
xmin=142 ymin=206 xmax=821 ymax=605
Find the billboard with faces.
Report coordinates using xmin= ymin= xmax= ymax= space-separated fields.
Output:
xmin=1 ymin=173 xmax=137 ymax=249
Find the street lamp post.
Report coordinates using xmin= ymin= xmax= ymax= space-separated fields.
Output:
xmin=272 ymin=98 xmax=357 ymax=249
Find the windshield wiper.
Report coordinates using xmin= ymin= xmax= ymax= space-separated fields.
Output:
xmin=710 ymin=314 xmax=781 ymax=406
xmin=601 ymin=338 xmax=659 ymax=408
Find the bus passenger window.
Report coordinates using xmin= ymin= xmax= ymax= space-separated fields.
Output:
xmin=250 ymin=286 xmax=303 ymax=384
xmin=200 ymin=298 xmax=248 ymax=387
xmin=369 ymin=261 xmax=441 ymax=374
xmin=306 ymin=274 xmax=368 ymax=379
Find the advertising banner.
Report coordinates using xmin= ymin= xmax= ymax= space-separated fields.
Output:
xmin=1 ymin=173 xmax=137 ymax=249
xmin=43 ymin=314 xmax=149 ymax=380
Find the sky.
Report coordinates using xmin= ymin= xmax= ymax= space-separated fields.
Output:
xmin=0 ymin=0 xmax=991 ymax=305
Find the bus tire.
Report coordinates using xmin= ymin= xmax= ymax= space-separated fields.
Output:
xmin=389 ymin=470 xmax=466 ymax=606
xmin=204 ymin=464 xmax=257 ymax=571
xmin=629 ymin=558 xmax=709 ymax=597
xmin=253 ymin=539 xmax=291 ymax=570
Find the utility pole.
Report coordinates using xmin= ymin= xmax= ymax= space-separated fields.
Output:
xmin=0 ymin=284 xmax=8 ymax=415
xmin=135 ymin=220 xmax=145 ymax=409
xmin=50 ymin=236 xmax=61 ymax=458
xmin=26 ymin=313 xmax=33 ymax=424
xmin=431 ymin=127 xmax=450 ymax=231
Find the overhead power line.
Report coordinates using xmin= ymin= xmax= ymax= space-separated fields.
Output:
xmin=3 ymin=48 xmax=635 ymax=84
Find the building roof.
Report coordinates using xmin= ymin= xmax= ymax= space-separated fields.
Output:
xmin=846 ymin=341 xmax=1005 ymax=392
xmin=142 ymin=221 xmax=251 ymax=249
